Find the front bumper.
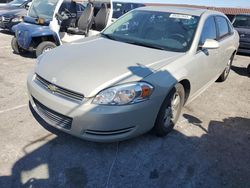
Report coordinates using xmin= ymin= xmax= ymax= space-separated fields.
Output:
xmin=27 ymin=74 xmax=161 ymax=142
xmin=0 ymin=19 xmax=16 ymax=32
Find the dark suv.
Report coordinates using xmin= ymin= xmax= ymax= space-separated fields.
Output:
xmin=0 ymin=0 xmax=31 ymax=32
xmin=233 ymin=14 xmax=250 ymax=54
xmin=0 ymin=0 xmax=12 ymax=3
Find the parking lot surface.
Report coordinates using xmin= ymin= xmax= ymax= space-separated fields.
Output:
xmin=0 ymin=31 xmax=250 ymax=188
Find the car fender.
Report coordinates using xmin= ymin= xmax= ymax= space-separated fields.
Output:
xmin=30 ymin=29 xmax=60 ymax=46
xmin=145 ymin=54 xmax=192 ymax=105
xmin=13 ymin=23 xmax=60 ymax=50
xmin=12 ymin=24 xmax=18 ymax=33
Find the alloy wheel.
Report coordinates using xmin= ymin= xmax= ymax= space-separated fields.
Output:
xmin=163 ymin=92 xmax=181 ymax=128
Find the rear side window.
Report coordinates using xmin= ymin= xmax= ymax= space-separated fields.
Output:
xmin=200 ymin=16 xmax=217 ymax=45
xmin=216 ymin=16 xmax=230 ymax=38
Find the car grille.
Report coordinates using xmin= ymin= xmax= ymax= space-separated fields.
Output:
xmin=239 ymin=42 xmax=250 ymax=49
xmin=0 ymin=16 xmax=11 ymax=23
xmin=3 ymin=18 xmax=10 ymax=23
xmin=245 ymin=34 xmax=250 ymax=38
xmin=35 ymin=74 xmax=84 ymax=102
xmin=240 ymin=33 xmax=250 ymax=38
xmin=33 ymin=97 xmax=72 ymax=130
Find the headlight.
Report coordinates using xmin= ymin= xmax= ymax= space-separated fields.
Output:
xmin=12 ymin=17 xmax=23 ymax=22
xmin=92 ymin=82 xmax=154 ymax=105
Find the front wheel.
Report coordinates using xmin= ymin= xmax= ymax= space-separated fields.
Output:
xmin=217 ymin=54 xmax=235 ymax=82
xmin=11 ymin=37 xmax=27 ymax=54
xmin=36 ymin=41 xmax=57 ymax=57
xmin=154 ymin=83 xmax=185 ymax=136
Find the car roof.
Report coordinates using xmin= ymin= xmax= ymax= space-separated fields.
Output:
xmin=113 ymin=1 xmax=144 ymax=5
xmin=136 ymin=6 xmax=223 ymax=17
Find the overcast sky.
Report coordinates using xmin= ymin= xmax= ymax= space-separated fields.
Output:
xmin=120 ymin=0 xmax=250 ymax=8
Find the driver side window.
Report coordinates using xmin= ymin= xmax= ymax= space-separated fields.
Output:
xmin=200 ymin=16 xmax=217 ymax=45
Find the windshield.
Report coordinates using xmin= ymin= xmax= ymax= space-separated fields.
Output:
xmin=103 ymin=10 xmax=199 ymax=52
xmin=28 ymin=0 xmax=60 ymax=19
xmin=233 ymin=15 xmax=250 ymax=28
xmin=8 ymin=0 xmax=26 ymax=7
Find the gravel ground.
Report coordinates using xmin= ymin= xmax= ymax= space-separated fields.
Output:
xmin=0 ymin=31 xmax=249 ymax=188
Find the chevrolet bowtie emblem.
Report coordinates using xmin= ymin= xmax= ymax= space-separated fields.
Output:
xmin=48 ymin=84 xmax=57 ymax=92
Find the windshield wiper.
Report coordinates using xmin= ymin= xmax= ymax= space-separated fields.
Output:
xmin=101 ymin=34 xmax=167 ymax=51
xmin=125 ymin=41 xmax=166 ymax=51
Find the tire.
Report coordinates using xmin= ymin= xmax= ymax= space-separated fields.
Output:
xmin=36 ymin=41 xmax=57 ymax=57
xmin=247 ymin=64 xmax=250 ymax=75
xmin=11 ymin=37 xmax=19 ymax=54
xmin=11 ymin=37 xmax=28 ymax=55
xmin=217 ymin=53 xmax=235 ymax=82
xmin=154 ymin=83 xmax=185 ymax=136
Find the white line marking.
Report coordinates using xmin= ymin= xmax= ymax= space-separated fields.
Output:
xmin=0 ymin=104 xmax=28 ymax=114
xmin=105 ymin=142 xmax=119 ymax=188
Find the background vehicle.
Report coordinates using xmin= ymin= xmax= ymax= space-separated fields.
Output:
xmin=27 ymin=7 xmax=239 ymax=142
xmin=0 ymin=0 xmax=28 ymax=8
xmin=0 ymin=0 xmax=12 ymax=4
xmin=233 ymin=14 xmax=250 ymax=54
xmin=112 ymin=1 xmax=144 ymax=20
xmin=12 ymin=0 xmax=113 ymax=57
xmin=0 ymin=0 xmax=31 ymax=32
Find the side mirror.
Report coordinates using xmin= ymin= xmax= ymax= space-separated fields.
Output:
xmin=200 ymin=39 xmax=220 ymax=49
xmin=25 ymin=2 xmax=31 ymax=10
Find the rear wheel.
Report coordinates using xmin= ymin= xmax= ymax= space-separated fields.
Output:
xmin=217 ymin=54 xmax=235 ymax=82
xmin=154 ymin=83 xmax=185 ymax=136
xmin=11 ymin=37 xmax=27 ymax=54
xmin=36 ymin=41 xmax=57 ymax=57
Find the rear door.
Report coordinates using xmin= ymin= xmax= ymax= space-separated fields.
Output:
xmin=215 ymin=16 xmax=235 ymax=75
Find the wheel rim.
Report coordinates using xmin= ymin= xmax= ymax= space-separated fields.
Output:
xmin=163 ymin=92 xmax=181 ymax=128
xmin=43 ymin=47 xmax=53 ymax=53
xmin=224 ymin=59 xmax=232 ymax=77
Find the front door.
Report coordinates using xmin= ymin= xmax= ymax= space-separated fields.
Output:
xmin=189 ymin=16 xmax=219 ymax=95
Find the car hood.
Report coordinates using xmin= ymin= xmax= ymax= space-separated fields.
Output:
xmin=0 ymin=5 xmax=19 ymax=10
xmin=0 ymin=4 xmax=8 ymax=8
xmin=36 ymin=36 xmax=184 ymax=97
xmin=0 ymin=8 xmax=25 ymax=16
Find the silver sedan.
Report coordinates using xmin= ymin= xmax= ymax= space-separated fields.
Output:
xmin=27 ymin=6 xmax=239 ymax=142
